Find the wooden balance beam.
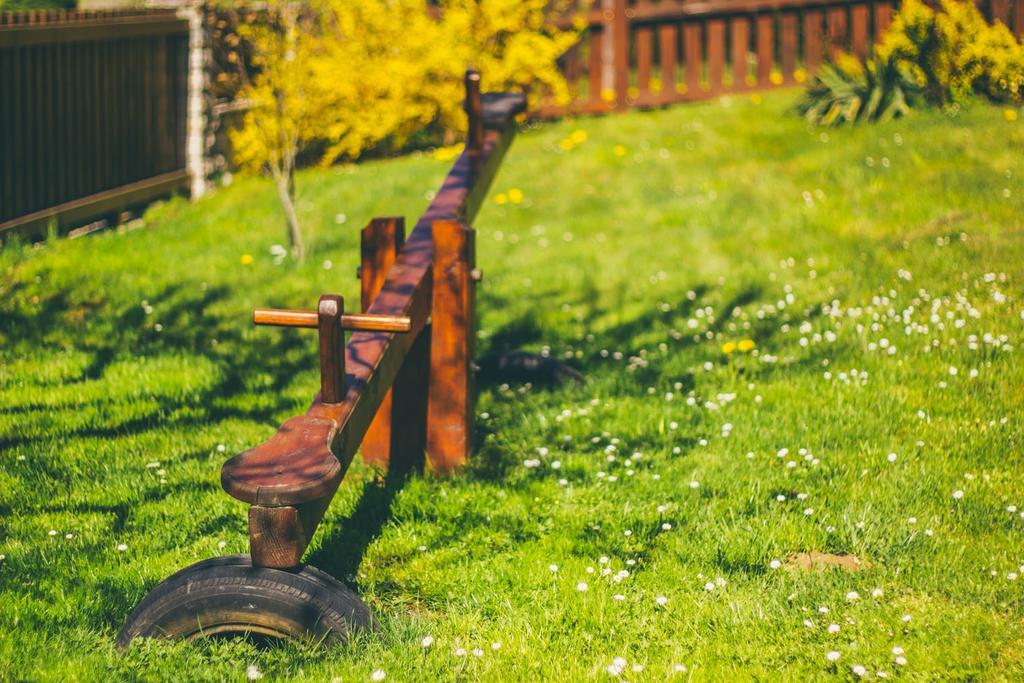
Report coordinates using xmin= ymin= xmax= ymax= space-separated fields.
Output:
xmin=220 ymin=71 xmax=526 ymax=569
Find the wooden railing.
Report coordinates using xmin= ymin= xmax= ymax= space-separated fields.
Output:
xmin=542 ymin=0 xmax=1024 ymax=116
xmin=0 ymin=9 xmax=190 ymax=238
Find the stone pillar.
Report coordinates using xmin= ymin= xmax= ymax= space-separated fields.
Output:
xmin=149 ymin=0 xmax=207 ymax=199
xmin=183 ymin=0 xmax=207 ymax=199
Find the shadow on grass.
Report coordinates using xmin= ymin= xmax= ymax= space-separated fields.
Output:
xmin=306 ymin=448 xmax=421 ymax=587
xmin=0 ymin=281 xmax=319 ymax=452
xmin=4 ymin=267 xmax=836 ymax=613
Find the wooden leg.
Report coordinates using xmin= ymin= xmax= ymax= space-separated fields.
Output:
xmin=249 ymin=496 xmax=331 ymax=569
xmin=389 ymin=323 xmax=430 ymax=474
xmin=360 ymin=217 xmax=405 ymax=469
xmin=427 ymin=219 xmax=476 ymax=473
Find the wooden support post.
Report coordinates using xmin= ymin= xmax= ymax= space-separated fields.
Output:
xmin=389 ymin=323 xmax=431 ymax=474
xmin=427 ymin=219 xmax=476 ymax=473
xmin=249 ymin=495 xmax=331 ymax=569
xmin=361 ymin=217 xmax=405 ymax=469
xmin=318 ymin=294 xmax=345 ymax=403
xmin=464 ymin=69 xmax=484 ymax=169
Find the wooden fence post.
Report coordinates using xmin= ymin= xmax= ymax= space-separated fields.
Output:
xmin=426 ymin=219 xmax=476 ymax=473
xmin=612 ymin=0 xmax=629 ymax=110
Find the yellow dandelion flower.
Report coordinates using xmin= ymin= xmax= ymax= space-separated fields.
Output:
xmin=240 ymin=254 xmax=254 ymax=265
xmin=613 ymin=145 xmax=627 ymax=157
xmin=559 ymin=138 xmax=575 ymax=151
xmin=570 ymin=129 xmax=588 ymax=144
xmin=721 ymin=341 xmax=738 ymax=355
xmin=601 ymin=88 xmax=616 ymax=103
xmin=750 ymin=93 xmax=763 ymax=105
xmin=677 ymin=83 xmax=688 ymax=94
xmin=738 ymin=339 xmax=756 ymax=352
xmin=508 ymin=188 xmax=524 ymax=203
xmin=627 ymin=86 xmax=639 ymax=99
xmin=793 ymin=68 xmax=807 ymax=84
xmin=494 ymin=193 xmax=508 ymax=205
xmin=1004 ymin=108 xmax=1019 ymax=122
xmin=769 ymin=70 xmax=784 ymax=86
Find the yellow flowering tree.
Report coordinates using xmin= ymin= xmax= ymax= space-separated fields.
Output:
xmin=875 ymin=0 xmax=1024 ymax=104
xmin=230 ymin=0 xmax=578 ymax=258
xmin=429 ymin=0 xmax=580 ymax=135
xmin=312 ymin=0 xmax=444 ymax=165
xmin=230 ymin=2 xmax=321 ymax=261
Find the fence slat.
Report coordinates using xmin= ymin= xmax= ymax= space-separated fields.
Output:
xmin=563 ymin=41 xmax=582 ymax=95
xmin=875 ymin=2 xmax=893 ymax=38
xmin=991 ymin=0 xmax=1011 ymax=25
xmin=636 ymin=25 xmax=653 ymax=98
xmin=826 ymin=6 xmax=847 ymax=58
xmin=781 ymin=12 xmax=798 ymax=83
xmin=707 ymin=18 xmax=725 ymax=92
xmin=659 ymin=22 xmax=677 ymax=102
xmin=34 ymin=45 xmax=46 ymax=213
xmin=804 ymin=9 xmax=823 ymax=74
xmin=731 ymin=16 xmax=750 ymax=89
xmin=851 ymin=4 xmax=869 ymax=58
xmin=588 ymin=27 xmax=603 ymax=104
xmin=612 ymin=0 xmax=629 ymax=110
xmin=756 ymin=14 xmax=773 ymax=86
xmin=683 ymin=22 xmax=702 ymax=94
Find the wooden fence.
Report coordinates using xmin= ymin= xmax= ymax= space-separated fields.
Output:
xmin=0 ymin=9 xmax=190 ymax=238
xmin=543 ymin=0 xmax=1024 ymax=116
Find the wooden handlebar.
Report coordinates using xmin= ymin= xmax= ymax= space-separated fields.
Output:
xmin=253 ymin=309 xmax=411 ymax=333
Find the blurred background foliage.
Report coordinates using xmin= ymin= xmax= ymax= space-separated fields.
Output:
xmin=222 ymin=0 xmax=578 ymax=259
xmin=801 ymin=0 xmax=1024 ymax=125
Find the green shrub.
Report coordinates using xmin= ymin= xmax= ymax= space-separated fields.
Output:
xmin=798 ymin=53 xmax=920 ymax=126
xmin=877 ymin=0 xmax=1024 ymax=105
xmin=802 ymin=0 xmax=1024 ymax=125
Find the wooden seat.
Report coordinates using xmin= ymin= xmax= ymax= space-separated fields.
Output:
xmin=221 ymin=415 xmax=343 ymax=506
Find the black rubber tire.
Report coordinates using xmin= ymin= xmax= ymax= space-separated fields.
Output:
xmin=117 ymin=554 xmax=374 ymax=648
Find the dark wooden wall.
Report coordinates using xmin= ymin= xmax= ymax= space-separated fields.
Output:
xmin=0 ymin=9 xmax=189 ymax=238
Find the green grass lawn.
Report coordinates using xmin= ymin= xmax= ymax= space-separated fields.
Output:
xmin=2 ymin=91 xmax=1023 ymax=681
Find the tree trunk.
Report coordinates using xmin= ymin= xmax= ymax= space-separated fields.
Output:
xmin=274 ymin=167 xmax=304 ymax=262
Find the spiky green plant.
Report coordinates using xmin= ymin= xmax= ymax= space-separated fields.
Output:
xmin=798 ymin=54 xmax=921 ymax=126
